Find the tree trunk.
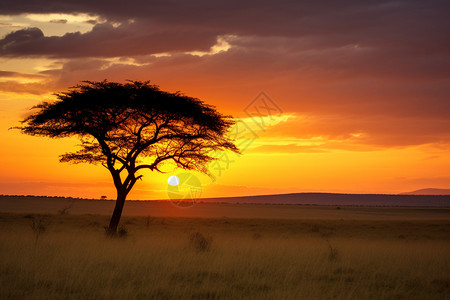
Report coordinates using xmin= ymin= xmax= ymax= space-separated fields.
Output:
xmin=106 ymin=190 xmax=127 ymax=236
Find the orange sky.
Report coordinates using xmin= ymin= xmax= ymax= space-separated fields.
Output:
xmin=0 ymin=1 xmax=449 ymax=199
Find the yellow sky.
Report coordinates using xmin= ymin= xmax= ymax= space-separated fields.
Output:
xmin=1 ymin=90 xmax=449 ymax=200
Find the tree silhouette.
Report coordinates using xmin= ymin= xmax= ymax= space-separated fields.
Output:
xmin=17 ymin=81 xmax=238 ymax=235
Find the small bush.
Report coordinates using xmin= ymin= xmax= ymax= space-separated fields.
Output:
xmin=324 ymin=238 xmax=339 ymax=262
xmin=30 ymin=215 xmax=48 ymax=245
xmin=58 ymin=205 xmax=72 ymax=215
xmin=87 ymin=221 xmax=100 ymax=228
xmin=328 ymin=246 xmax=339 ymax=262
xmin=252 ymin=232 xmax=262 ymax=240
xmin=145 ymin=215 xmax=153 ymax=229
xmin=189 ymin=232 xmax=212 ymax=252
xmin=118 ymin=226 xmax=128 ymax=238
xmin=310 ymin=224 xmax=320 ymax=233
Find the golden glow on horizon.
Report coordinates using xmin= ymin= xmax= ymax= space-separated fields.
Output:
xmin=1 ymin=92 xmax=449 ymax=199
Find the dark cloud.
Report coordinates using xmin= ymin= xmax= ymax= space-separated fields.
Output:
xmin=36 ymin=40 xmax=447 ymax=119
xmin=0 ymin=0 xmax=449 ymax=59
xmin=0 ymin=70 xmax=45 ymax=78
xmin=49 ymin=19 xmax=68 ymax=24
xmin=0 ymin=23 xmax=217 ymax=58
xmin=1 ymin=27 xmax=44 ymax=47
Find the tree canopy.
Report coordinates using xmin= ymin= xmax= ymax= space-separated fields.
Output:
xmin=17 ymin=80 xmax=238 ymax=234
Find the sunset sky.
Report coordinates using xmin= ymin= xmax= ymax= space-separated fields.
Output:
xmin=0 ymin=0 xmax=449 ymax=199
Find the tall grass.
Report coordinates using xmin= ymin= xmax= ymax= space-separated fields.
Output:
xmin=0 ymin=213 xmax=449 ymax=299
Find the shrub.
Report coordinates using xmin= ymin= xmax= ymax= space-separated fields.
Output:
xmin=324 ymin=238 xmax=339 ymax=262
xmin=118 ymin=226 xmax=128 ymax=238
xmin=58 ymin=205 xmax=72 ymax=215
xmin=145 ymin=215 xmax=153 ymax=229
xmin=189 ymin=232 xmax=212 ymax=252
xmin=252 ymin=232 xmax=262 ymax=240
xmin=30 ymin=215 xmax=48 ymax=245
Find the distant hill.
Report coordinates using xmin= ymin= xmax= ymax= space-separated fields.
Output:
xmin=200 ymin=192 xmax=450 ymax=206
xmin=400 ymin=188 xmax=450 ymax=195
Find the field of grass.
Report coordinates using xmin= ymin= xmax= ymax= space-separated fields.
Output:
xmin=0 ymin=210 xmax=449 ymax=299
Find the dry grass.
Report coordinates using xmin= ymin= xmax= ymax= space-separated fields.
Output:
xmin=0 ymin=212 xmax=449 ymax=299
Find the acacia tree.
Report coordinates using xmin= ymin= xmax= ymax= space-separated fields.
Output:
xmin=17 ymin=81 xmax=238 ymax=235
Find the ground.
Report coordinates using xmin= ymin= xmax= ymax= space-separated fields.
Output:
xmin=0 ymin=203 xmax=449 ymax=299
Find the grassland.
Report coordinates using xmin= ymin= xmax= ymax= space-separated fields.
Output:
xmin=0 ymin=207 xmax=449 ymax=300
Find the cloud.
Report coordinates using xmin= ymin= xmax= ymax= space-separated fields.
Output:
xmin=0 ymin=0 xmax=448 ymax=60
xmin=0 ymin=23 xmax=218 ymax=58
xmin=0 ymin=70 xmax=46 ymax=79
xmin=1 ymin=0 xmax=449 ymax=149
xmin=0 ymin=70 xmax=54 ymax=94
xmin=49 ymin=19 xmax=67 ymax=24
xmin=259 ymin=114 xmax=450 ymax=149
xmin=0 ymin=80 xmax=52 ymax=94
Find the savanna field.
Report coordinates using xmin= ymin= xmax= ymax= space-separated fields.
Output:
xmin=0 ymin=202 xmax=449 ymax=300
